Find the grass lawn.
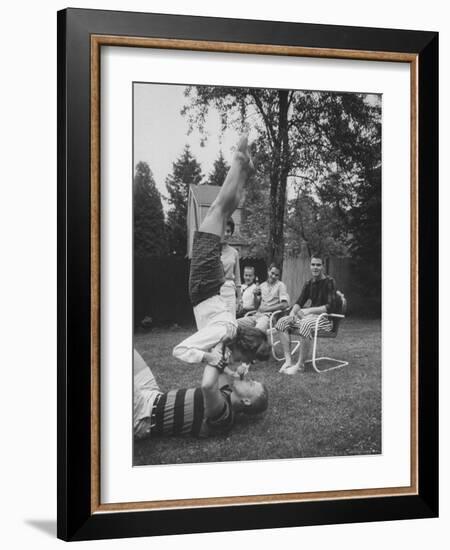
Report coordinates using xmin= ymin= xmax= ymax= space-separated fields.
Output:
xmin=133 ymin=318 xmax=381 ymax=466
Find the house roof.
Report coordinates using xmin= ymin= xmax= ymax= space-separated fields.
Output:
xmin=190 ymin=184 xmax=245 ymax=207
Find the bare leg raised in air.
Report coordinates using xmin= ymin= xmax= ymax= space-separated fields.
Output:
xmin=199 ymin=135 xmax=254 ymax=238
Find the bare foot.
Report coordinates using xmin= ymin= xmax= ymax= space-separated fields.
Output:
xmin=279 ymin=360 xmax=292 ymax=373
xmin=284 ymin=362 xmax=305 ymax=375
xmin=283 ymin=365 xmax=300 ymax=375
xmin=234 ymin=135 xmax=254 ymax=173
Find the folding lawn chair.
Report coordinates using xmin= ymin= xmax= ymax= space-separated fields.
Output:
xmin=305 ymin=290 xmax=348 ymax=373
xmin=244 ymin=309 xmax=300 ymax=361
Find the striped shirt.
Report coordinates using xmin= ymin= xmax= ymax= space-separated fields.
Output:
xmin=152 ymin=385 xmax=234 ymax=438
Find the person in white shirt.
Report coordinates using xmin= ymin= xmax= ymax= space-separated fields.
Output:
xmin=237 ymin=264 xmax=290 ymax=333
xmin=237 ymin=265 xmax=257 ymax=317
xmin=172 ymin=136 xmax=271 ymax=408
xmin=220 ymin=217 xmax=241 ymax=318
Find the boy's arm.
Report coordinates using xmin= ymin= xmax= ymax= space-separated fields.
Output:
xmin=201 ymin=362 xmax=228 ymax=418
xmin=253 ymin=292 xmax=262 ymax=309
xmin=234 ymin=252 xmax=242 ymax=303
xmin=258 ymin=301 xmax=288 ymax=313
xmin=248 ymin=286 xmax=257 ymax=310
xmin=234 ymin=251 xmax=242 ymax=290
xmin=301 ymin=305 xmax=327 ymax=315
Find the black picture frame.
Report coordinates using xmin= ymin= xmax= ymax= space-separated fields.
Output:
xmin=57 ymin=7 xmax=438 ymax=541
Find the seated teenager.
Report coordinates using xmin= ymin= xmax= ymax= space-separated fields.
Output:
xmin=220 ymin=217 xmax=242 ymax=319
xmin=237 ymin=265 xmax=258 ymax=317
xmin=134 ymin=349 xmax=268 ymax=439
xmin=276 ymin=254 xmax=336 ymax=374
xmin=237 ymin=263 xmax=290 ymax=333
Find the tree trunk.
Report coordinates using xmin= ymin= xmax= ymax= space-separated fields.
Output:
xmin=268 ymin=90 xmax=289 ymax=272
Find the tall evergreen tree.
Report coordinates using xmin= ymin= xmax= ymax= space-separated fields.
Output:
xmin=134 ymin=161 xmax=168 ymax=257
xmin=206 ymin=150 xmax=229 ymax=186
xmin=166 ymin=145 xmax=203 ymax=256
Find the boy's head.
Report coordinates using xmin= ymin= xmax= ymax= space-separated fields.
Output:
xmin=243 ymin=265 xmax=255 ymax=285
xmin=310 ymin=254 xmax=324 ymax=278
xmin=223 ymin=218 xmax=235 ymax=241
xmin=232 ymin=378 xmax=269 ymax=415
xmin=267 ymin=263 xmax=281 ymax=284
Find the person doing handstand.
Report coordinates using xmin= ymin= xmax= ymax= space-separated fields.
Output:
xmin=169 ymin=136 xmax=270 ymax=431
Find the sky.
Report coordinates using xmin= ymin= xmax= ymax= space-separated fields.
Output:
xmin=133 ymin=83 xmax=242 ymax=207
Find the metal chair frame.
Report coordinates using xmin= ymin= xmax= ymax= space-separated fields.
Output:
xmin=243 ymin=309 xmax=298 ymax=361
xmin=269 ymin=310 xmax=300 ymax=361
xmin=304 ymin=291 xmax=348 ymax=373
xmin=242 ymin=292 xmax=348 ymax=371
xmin=305 ymin=312 xmax=348 ymax=373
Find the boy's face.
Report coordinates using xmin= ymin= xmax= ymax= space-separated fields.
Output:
xmin=243 ymin=268 xmax=255 ymax=285
xmin=233 ymin=378 xmax=261 ymax=399
xmin=223 ymin=224 xmax=233 ymax=241
xmin=267 ymin=267 xmax=280 ymax=284
xmin=310 ymin=258 xmax=324 ymax=278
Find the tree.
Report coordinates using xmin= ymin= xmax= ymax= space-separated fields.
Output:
xmin=206 ymin=150 xmax=229 ymax=186
xmin=348 ymin=165 xmax=382 ymax=315
xmin=182 ymin=87 xmax=381 ymax=268
xmin=239 ymin=145 xmax=271 ymax=258
xmin=166 ymin=145 xmax=203 ymax=256
xmin=182 ymin=87 xmax=290 ymax=267
xmin=285 ymin=188 xmax=349 ymax=259
xmin=133 ymin=161 xmax=167 ymax=257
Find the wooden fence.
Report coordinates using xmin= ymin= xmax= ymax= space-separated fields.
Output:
xmin=134 ymin=257 xmax=194 ymax=328
xmin=134 ymin=253 xmax=375 ymax=328
xmin=134 ymin=256 xmax=267 ymax=328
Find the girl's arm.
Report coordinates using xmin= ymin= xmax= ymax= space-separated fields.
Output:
xmin=234 ymin=250 xmax=242 ymax=302
xmin=173 ymin=324 xmax=227 ymax=364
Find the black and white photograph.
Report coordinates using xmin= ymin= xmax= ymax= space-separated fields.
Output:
xmin=132 ymin=82 xmax=382 ymax=466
